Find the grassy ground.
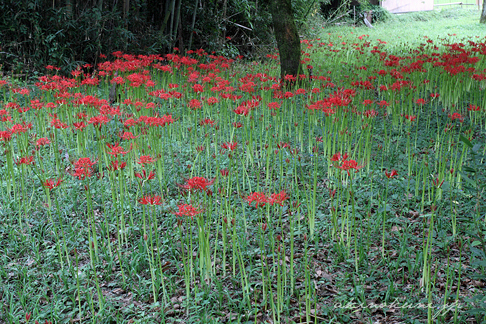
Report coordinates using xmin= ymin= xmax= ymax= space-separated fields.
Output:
xmin=1 ymin=7 xmax=486 ymax=324
xmin=324 ymin=8 xmax=484 ymax=50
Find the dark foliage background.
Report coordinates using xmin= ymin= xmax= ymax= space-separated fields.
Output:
xmin=0 ymin=0 xmax=322 ymax=75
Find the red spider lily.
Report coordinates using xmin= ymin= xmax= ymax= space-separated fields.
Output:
xmin=118 ymin=131 xmax=139 ymax=140
xmin=88 ymin=115 xmax=111 ymax=128
xmin=172 ymin=203 xmax=203 ymax=219
xmin=404 ymin=115 xmax=417 ymax=122
xmin=330 ymin=152 xmax=349 ymax=162
xmin=10 ymin=122 xmax=32 ymax=134
xmin=138 ymin=195 xmax=163 ymax=205
xmin=137 ymin=155 xmax=156 ymax=166
xmin=72 ymin=157 xmax=96 ymax=180
xmin=178 ymin=176 xmax=215 ymax=192
xmin=106 ymin=142 xmax=131 ymax=157
xmin=432 ymin=177 xmax=444 ymax=189
xmin=192 ymin=84 xmax=204 ymax=93
xmin=376 ymin=100 xmax=389 ymax=108
xmin=72 ymin=122 xmax=87 ymax=131
xmin=335 ymin=160 xmax=363 ymax=173
xmin=267 ymin=102 xmax=281 ymax=110
xmin=385 ymin=169 xmax=398 ymax=179
xmin=233 ymin=105 xmax=249 ymax=116
xmin=415 ymin=98 xmax=426 ymax=105
xmin=135 ymin=169 xmax=156 ymax=181
xmin=220 ymin=168 xmax=229 ymax=177
xmin=329 ymin=189 xmax=336 ymax=198
xmin=246 ymin=192 xmax=268 ymax=208
xmin=221 ymin=142 xmax=238 ymax=151
xmin=43 ymin=178 xmax=63 ymax=190
xmin=199 ymin=118 xmax=215 ymax=127
xmin=362 ymin=99 xmax=374 ymax=106
xmin=15 ymin=155 xmax=35 ymax=166
xmin=0 ymin=130 xmax=12 ymax=142
xmin=108 ymin=161 xmax=127 ymax=171
xmin=36 ymin=138 xmax=50 ymax=146
xmin=331 ymin=152 xmax=362 ymax=175
xmin=50 ymin=118 xmax=70 ymax=129
xmin=363 ymin=110 xmax=379 ymax=118
xmin=449 ymin=112 xmax=464 ymax=122
xmin=468 ymin=104 xmax=481 ymax=112
xmin=206 ymin=97 xmax=219 ymax=105
xmin=188 ymin=99 xmax=202 ymax=109
xmin=268 ymin=191 xmax=289 ymax=206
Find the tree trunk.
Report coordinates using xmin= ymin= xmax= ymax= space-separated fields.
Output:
xmin=481 ymin=0 xmax=486 ymax=23
xmin=267 ymin=0 xmax=302 ymax=85
xmin=123 ymin=0 xmax=130 ymax=19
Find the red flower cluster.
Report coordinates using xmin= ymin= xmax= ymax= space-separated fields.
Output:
xmin=178 ymin=176 xmax=214 ymax=193
xmin=138 ymin=195 xmax=163 ymax=205
xmin=172 ymin=203 xmax=203 ymax=219
xmin=246 ymin=190 xmax=289 ymax=208
xmin=43 ymin=178 xmax=63 ymax=190
xmin=72 ymin=157 xmax=96 ymax=180
xmin=330 ymin=152 xmax=363 ymax=176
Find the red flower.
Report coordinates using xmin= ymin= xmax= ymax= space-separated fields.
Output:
xmin=336 ymin=160 xmax=363 ymax=172
xmin=172 ymin=204 xmax=203 ymax=219
xmin=362 ymin=99 xmax=374 ymax=106
xmin=118 ymin=131 xmax=139 ymax=140
xmin=88 ymin=115 xmax=110 ymax=128
xmin=36 ymin=138 xmax=50 ymax=146
xmin=138 ymin=195 xmax=163 ymax=205
xmin=330 ymin=152 xmax=348 ymax=162
xmin=106 ymin=142 xmax=130 ymax=157
xmin=404 ymin=115 xmax=416 ymax=122
xmin=43 ymin=178 xmax=63 ymax=190
xmin=221 ymin=142 xmax=238 ymax=151
xmin=179 ymin=176 xmax=214 ymax=192
xmin=267 ymin=102 xmax=281 ymax=110
xmin=135 ymin=169 xmax=156 ymax=181
xmin=268 ymin=191 xmax=289 ymax=206
xmin=0 ymin=130 xmax=12 ymax=142
xmin=415 ymin=98 xmax=426 ymax=105
xmin=432 ymin=177 xmax=444 ymax=189
xmin=138 ymin=155 xmax=156 ymax=166
xmin=385 ymin=169 xmax=398 ymax=179
xmin=72 ymin=157 xmax=96 ymax=180
xmin=331 ymin=152 xmax=362 ymax=175
xmin=15 ymin=155 xmax=34 ymax=166
xmin=108 ymin=161 xmax=127 ymax=171
xmin=220 ymin=168 xmax=229 ymax=177
xmin=468 ymin=104 xmax=481 ymax=112
xmin=188 ymin=99 xmax=202 ymax=109
xmin=72 ymin=122 xmax=87 ymax=131
xmin=449 ymin=112 xmax=464 ymax=122
xmin=246 ymin=192 xmax=268 ymax=208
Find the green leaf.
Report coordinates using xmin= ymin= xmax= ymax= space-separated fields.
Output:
xmin=471 ymin=240 xmax=482 ymax=247
xmin=459 ymin=172 xmax=477 ymax=187
xmin=459 ymin=134 xmax=473 ymax=148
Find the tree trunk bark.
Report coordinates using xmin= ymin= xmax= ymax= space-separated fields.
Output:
xmin=481 ymin=0 xmax=486 ymax=23
xmin=267 ymin=0 xmax=302 ymax=85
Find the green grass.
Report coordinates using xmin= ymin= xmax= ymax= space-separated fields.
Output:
xmin=324 ymin=8 xmax=484 ymax=50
